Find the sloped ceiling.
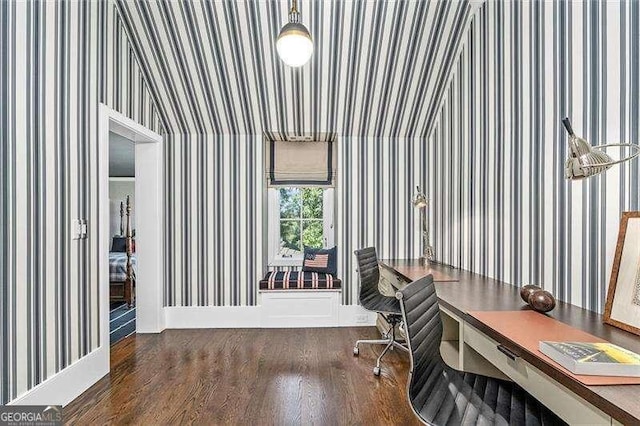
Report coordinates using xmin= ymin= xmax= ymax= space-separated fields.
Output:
xmin=117 ymin=0 xmax=473 ymax=137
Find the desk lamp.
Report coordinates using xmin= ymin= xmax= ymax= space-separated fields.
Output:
xmin=413 ymin=186 xmax=434 ymax=264
xmin=562 ymin=117 xmax=640 ymax=179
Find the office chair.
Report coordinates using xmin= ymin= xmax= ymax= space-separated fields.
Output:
xmin=396 ymin=275 xmax=566 ymax=425
xmin=352 ymin=247 xmax=408 ymax=376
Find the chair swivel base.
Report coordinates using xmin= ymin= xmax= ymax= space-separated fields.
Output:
xmin=353 ymin=315 xmax=408 ymax=376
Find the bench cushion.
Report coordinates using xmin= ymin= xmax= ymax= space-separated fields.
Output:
xmin=260 ymin=271 xmax=341 ymax=290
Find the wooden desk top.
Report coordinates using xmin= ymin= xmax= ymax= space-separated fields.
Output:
xmin=379 ymin=259 xmax=458 ymax=282
xmin=380 ymin=259 xmax=640 ymax=424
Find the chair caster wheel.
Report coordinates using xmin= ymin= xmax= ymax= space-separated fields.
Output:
xmin=373 ymin=366 xmax=381 ymax=376
xmin=353 ymin=346 xmax=359 ymax=356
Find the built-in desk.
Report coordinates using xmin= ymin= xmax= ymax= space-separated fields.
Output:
xmin=380 ymin=259 xmax=640 ymax=425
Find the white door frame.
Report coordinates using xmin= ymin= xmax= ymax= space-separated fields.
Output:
xmin=98 ymin=103 xmax=165 ymax=359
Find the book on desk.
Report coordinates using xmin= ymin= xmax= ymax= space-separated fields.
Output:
xmin=539 ymin=341 xmax=640 ymax=377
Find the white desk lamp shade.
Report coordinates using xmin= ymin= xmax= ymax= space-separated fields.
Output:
xmin=277 ymin=23 xmax=313 ymax=67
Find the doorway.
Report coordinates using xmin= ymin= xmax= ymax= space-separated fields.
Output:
xmin=98 ymin=104 xmax=165 ymax=365
xmin=108 ymin=175 xmax=136 ymax=344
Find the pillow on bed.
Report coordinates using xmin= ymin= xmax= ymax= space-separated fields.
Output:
xmin=111 ymin=237 xmax=136 ymax=253
xmin=111 ymin=237 xmax=127 ymax=252
xmin=302 ymin=246 xmax=337 ymax=276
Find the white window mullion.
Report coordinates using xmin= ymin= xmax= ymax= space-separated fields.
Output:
xmin=323 ymin=188 xmax=335 ymax=247
xmin=298 ymin=193 xmax=304 ymax=252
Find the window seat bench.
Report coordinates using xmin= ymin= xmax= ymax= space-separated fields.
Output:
xmin=259 ymin=270 xmax=341 ymax=290
xmin=258 ymin=271 xmax=342 ymax=327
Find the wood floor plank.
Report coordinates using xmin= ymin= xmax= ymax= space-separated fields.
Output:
xmin=64 ymin=327 xmax=422 ymax=425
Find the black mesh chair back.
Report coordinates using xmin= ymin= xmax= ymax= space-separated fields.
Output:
xmin=354 ymin=247 xmax=381 ymax=309
xmin=397 ymin=275 xmax=566 ymax=426
xmin=354 ymin=247 xmax=400 ymax=314
xmin=352 ymin=247 xmax=407 ymax=376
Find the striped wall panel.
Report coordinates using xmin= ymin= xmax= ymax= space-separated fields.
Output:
xmin=116 ymin=0 xmax=473 ymax=137
xmin=427 ymin=0 xmax=640 ymax=313
xmin=0 ymin=0 xmax=164 ymax=405
xmin=337 ymin=136 xmax=428 ymax=305
xmin=164 ymin=134 xmax=428 ymax=306
xmin=163 ymin=134 xmax=262 ymax=306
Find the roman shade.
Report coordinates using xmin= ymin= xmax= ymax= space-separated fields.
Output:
xmin=265 ymin=132 xmax=336 ymax=187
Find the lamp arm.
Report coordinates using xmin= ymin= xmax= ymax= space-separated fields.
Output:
xmin=421 ymin=206 xmax=433 ymax=261
xmin=422 ymin=208 xmax=428 ymax=233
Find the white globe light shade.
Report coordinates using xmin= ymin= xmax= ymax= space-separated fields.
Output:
xmin=276 ymin=23 xmax=313 ymax=67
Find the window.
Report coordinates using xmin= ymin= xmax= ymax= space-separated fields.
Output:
xmin=268 ymin=187 xmax=334 ymax=266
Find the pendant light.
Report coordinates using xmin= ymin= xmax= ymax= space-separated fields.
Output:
xmin=276 ymin=0 xmax=313 ymax=67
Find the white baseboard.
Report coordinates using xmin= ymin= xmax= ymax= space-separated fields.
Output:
xmin=9 ymin=345 xmax=109 ymax=407
xmin=338 ymin=304 xmax=378 ymax=326
xmin=165 ymin=306 xmax=263 ymax=328
xmin=164 ymin=302 xmax=377 ymax=329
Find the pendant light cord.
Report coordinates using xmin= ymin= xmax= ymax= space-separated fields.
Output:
xmin=289 ymin=0 xmax=300 ymax=23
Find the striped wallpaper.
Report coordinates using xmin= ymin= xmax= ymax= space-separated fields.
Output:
xmin=0 ymin=0 xmax=163 ymax=405
xmin=148 ymin=1 xmax=477 ymax=306
xmin=163 ymin=134 xmax=261 ymax=306
xmin=116 ymin=0 xmax=472 ymax=137
xmin=427 ymin=0 xmax=640 ymax=313
xmin=164 ymin=134 xmax=433 ymax=306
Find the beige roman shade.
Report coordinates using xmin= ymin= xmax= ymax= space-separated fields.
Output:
xmin=265 ymin=132 xmax=337 ymax=187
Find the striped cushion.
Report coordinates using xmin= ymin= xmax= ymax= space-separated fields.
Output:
xmin=260 ymin=271 xmax=341 ymax=290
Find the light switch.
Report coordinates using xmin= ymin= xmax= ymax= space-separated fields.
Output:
xmin=80 ymin=219 xmax=88 ymax=239
xmin=71 ymin=219 xmax=82 ymax=240
xmin=72 ymin=219 xmax=88 ymax=240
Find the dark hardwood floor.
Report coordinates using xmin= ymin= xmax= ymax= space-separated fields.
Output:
xmin=64 ymin=327 xmax=421 ymax=425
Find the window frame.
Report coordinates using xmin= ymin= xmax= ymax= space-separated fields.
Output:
xmin=268 ymin=187 xmax=334 ymax=267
